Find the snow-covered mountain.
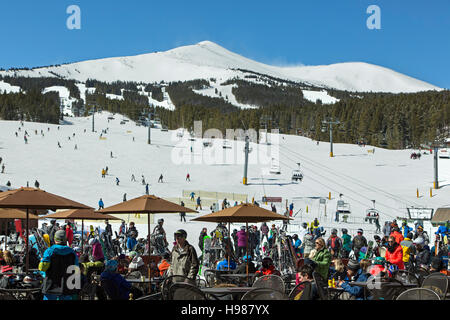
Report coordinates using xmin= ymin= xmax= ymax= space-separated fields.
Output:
xmin=0 ymin=41 xmax=440 ymax=94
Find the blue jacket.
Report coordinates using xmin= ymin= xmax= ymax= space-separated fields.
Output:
xmin=100 ymin=271 xmax=131 ymax=300
xmin=401 ymin=225 xmax=413 ymax=238
xmin=40 ymin=245 xmax=79 ymax=265
xmin=216 ymin=259 xmax=237 ymax=271
xmin=127 ymin=237 xmax=137 ymax=251
xmin=99 ymin=200 xmax=104 ymax=207
xmin=340 ymin=269 xmax=370 ymax=300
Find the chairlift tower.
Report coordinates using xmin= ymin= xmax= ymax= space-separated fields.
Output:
xmin=260 ymin=115 xmax=272 ymax=144
xmin=243 ymin=135 xmax=250 ymax=185
xmin=322 ymin=118 xmax=340 ymax=157
xmin=432 ymin=141 xmax=444 ymax=189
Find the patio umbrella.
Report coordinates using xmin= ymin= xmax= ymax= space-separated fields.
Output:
xmin=97 ymin=195 xmax=197 ymax=274
xmin=192 ymin=203 xmax=292 ymax=275
xmin=40 ymin=209 xmax=121 ymax=253
xmin=0 ymin=187 xmax=92 ymax=273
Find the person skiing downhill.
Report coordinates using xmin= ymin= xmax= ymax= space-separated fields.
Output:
xmin=98 ymin=198 xmax=105 ymax=210
xmin=158 ymin=174 xmax=164 ymax=183
xmin=186 ymin=173 xmax=190 ymax=181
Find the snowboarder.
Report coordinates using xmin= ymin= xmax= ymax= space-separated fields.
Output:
xmin=98 ymin=198 xmax=105 ymax=210
xmin=115 ymin=177 xmax=120 ymax=186
xmin=158 ymin=174 xmax=163 ymax=183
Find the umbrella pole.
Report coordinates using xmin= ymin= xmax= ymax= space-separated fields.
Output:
xmin=81 ymin=219 xmax=84 ymax=254
xmin=26 ymin=208 xmax=29 ymax=274
xmin=246 ymin=222 xmax=249 ymax=283
xmin=228 ymin=222 xmax=230 ymax=271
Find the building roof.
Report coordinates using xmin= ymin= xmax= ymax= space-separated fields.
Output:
xmin=431 ymin=207 xmax=450 ymax=223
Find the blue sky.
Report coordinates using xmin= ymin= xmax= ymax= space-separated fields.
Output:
xmin=0 ymin=0 xmax=449 ymax=88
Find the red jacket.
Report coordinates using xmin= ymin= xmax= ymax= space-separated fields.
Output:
xmin=390 ymin=231 xmax=404 ymax=244
xmin=385 ymin=244 xmax=404 ymax=270
xmin=66 ymin=227 xmax=74 ymax=246
xmin=256 ymin=265 xmax=281 ymax=276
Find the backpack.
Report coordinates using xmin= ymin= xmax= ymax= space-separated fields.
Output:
xmin=353 ymin=236 xmax=364 ymax=249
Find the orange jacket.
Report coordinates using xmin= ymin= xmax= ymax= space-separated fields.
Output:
xmin=158 ymin=259 xmax=171 ymax=277
xmin=390 ymin=231 xmax=404 ymax=244
xmin=385 ymin=244 xmax=404 ymax=270
xmin=255 ymin=265 xmax=281 ymax=276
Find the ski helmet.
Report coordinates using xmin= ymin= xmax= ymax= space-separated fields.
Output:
xmin=357 ymin=228 xmax=364 ymax=234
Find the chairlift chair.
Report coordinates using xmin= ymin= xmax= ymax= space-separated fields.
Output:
xmin=291 ymin=163 xmax=303 ymax=182
xmin=336 ymin=200 xmax=351 ymax=214
xmin=269 ymin=159 xmax=281 ymax=175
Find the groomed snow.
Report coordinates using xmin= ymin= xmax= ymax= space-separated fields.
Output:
xmin=0 ymin=112 xmax=448 ymax=248
xmin=302 ymin=90 xmax=340 ymax=104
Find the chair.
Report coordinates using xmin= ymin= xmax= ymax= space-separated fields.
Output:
xmin=396 ymin=288 xmax=441 ymax=300
xmin=367 ymin=277 xmax=406 ymax=300
xmin=241 ymin=288 xmax=288 ymax=300
xmin=415 ymin=267 xmax=430 ymax=286
xmin=394 ymin=270 xmax=420 ymax=286
xmin=252 ymin=275 xmax=285 ymax=293
xmin=196 ymin=278 xmax=208 ymax=288
xmin=421 ymin=273 xmax=448 ymax=300
xmin=135 ymin=292 xmax=162 ymax=300
xmin=288 ymin=281 xmax=312 ymax=300
xmin=168 ymin=282 xmax=219 ymax=300
xmin=161 ymin=275 xmax=193 ymax=300
xmin=312 ymin=272 xmax=329 ymax=300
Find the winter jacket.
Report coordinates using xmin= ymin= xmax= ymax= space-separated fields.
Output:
xmin=400 ymin=238 xmax=413 ymax=263
xmin=158 ymin=259 xmax=171 ymax=276
xmin=383 ymin=223 xmax=391 ymax=237
xmin=401 ymin=225 xmax=413 ymax=238
xmin=260 ymin=224 xmax=269 ymax=235
xmin=100 ymin=271 xmax=132 ymax=300
xmin=414 ymin=248 xmax=431 ymax=267
xmin=237 ymin=230 xmax=247 ymax=247
xmin=198 ymin=231 xmax=207 ymax=250
xmin=312 ymin=247 xmax=332 ymax=279
xmin=327 ymin=236 xmax=342 ymax=252
xmin=414 ymin=231 xmax=429 ymax=245
xmin=302 ymin=234 xmax=315 ymax=255
xmin=342 ymin=234 xmax=352 ymax=252
xmin=92 ymin=242 xmax=104 ymax=262
xmin=385 ymin=243 xmax=404 ymax=269
xmin=352 ymin=235 xmax=368 ymax=250
xmin=167 ymin=240 xmax=199 ymax=280
xmin=66 ymin=227 xmax=74 ymax=246
xmin=340 ymin=269 xmax=370 ymax=300
xmin=216 ymin=259 xmax=237 ymax=271
xmin=255 ymin=265 xmax=281 ymax=276
xmin=390 ymin=231 xmax=404 ymax=244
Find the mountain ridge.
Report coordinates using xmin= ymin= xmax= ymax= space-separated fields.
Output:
xmin=0 ymin=41 xmax=440 ymax=93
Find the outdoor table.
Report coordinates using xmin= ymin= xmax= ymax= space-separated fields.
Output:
xmin=327 ymin=286 xmax=344 ymax=300
xmin=126 ymin=277 xmax=164 ymax=294
xmin=348 ymin=281 xmax=417 ymax=300
xmin=217 ymin=273 xmax=256 ymax=286
xmin=201 ymin=286 xmax=254 ymax=300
